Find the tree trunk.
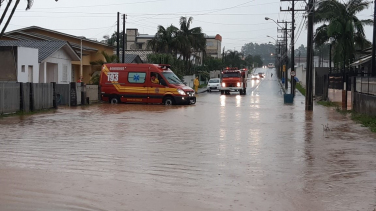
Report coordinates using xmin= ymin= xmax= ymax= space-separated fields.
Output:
xmin=0 ymin=0 xmax=13 ymax=27
xmin=0 ymin=0 xmax=20 ymax=39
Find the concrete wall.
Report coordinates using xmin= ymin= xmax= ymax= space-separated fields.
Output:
xmin=20 ymin=83 xmax=30 ymax=112
xmin=210 ymin=70 xmax=221 ymax=79
xmin=31 ymin=83 xmax=53 ymax=110
xmin=86 ymin=85 xmax=99 ymax=103
xmin=183 ymin=75 xmax=194 ymax=88
xmin=353 ymin=92 xmax=376 ymax=116
xmin=17 ymin=47 xmax=39 ymax=83
xmin=56 ymin=84 xmax=70 ymax=106
xmin=295 ymin=65 xmax=306 ymax=88
xmin=0 ymin=82 xmax=20 ymax=114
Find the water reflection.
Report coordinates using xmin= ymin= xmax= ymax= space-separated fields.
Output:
xmin=220 ymin=95 xmax=226 ymax=107
xmin=235 ymin=95 xmax=241 ymax=108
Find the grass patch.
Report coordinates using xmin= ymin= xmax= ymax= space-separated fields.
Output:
xmin=351 ymin=112 xmax=376 ymax=132
xmin=198 ymin=84 xmax=207 ymax=88
xmin=295 ymin=82 xmax=306 ymax=96
xmin=317 ymin=101 xmax=339 ymax=107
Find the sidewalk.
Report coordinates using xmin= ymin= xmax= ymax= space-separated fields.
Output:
xmin=197 ymin=88 xmax=208 ymax=94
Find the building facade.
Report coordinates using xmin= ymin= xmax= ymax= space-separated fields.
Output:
xmin=125 ymin=28 xmax=222 ymax=59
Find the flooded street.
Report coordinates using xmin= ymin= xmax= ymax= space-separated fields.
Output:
xmin=1 ymin=68 xmax=376 ymax=211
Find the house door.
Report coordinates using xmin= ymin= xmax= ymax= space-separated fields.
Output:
xmin=28 ymin=65 xmax=33 ymax=82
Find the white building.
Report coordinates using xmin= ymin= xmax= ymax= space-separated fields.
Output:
xmin=0 ymin=41 xmax=80 ymax=84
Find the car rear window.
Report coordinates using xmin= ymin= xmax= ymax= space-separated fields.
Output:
xmin=209 ymin=79 xmax=219 ymax=83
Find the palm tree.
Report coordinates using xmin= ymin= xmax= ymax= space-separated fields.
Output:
xmin=0 ymin=0 xmax=59 ymax=39
xmin=0 ymin=0 xmax=20 ymax=38
xmin=176 ymin=16 xmax=206 ymax=71
xmin=147 ymin=25 xmax=178 ymax=54
xmin=90 ymin=51 xmax=119 ymax=66
xmin=0 ymin=0 xmax=13 ymax=27
xmin=89 ymin=51 xmax=118 ymax=84
xmin=224 ymin=50 xmax=245 ymax=68
xmin=314 ymin=0 xmax=372 ymax=68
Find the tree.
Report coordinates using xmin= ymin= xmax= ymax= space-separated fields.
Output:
xmin=0 ymin=0 xmax=59 ymax=39
xmin=89 ymin=51 xmax=119 ymax=84
xmin=103 ymin=31 xmax=124 ymax=47
xmin=203 ymin=57 xmax=223 ymax=71
xmin=241 ymin=42 xmax=275 ymax=64
xmin=148 ymin=16 xmax=206 ymax=75
xmin=314 ymin=0 xmax=372 ymax=68
xmin=223 ymin=50 xmax=245 ymax=68
xmin=176 ymin=16 xmax=206 ymax=72
xmin=147 ymin=25 xmax=178 ymax=54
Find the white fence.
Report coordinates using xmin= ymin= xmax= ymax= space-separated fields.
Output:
xmin=356 ymin=77 xmax=376 ymax=95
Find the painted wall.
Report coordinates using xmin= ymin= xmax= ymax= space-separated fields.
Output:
xmin=17 ymin=47 xmax=39 ymax=83
xmin=43 ymin=48 xmax=72 ymax=84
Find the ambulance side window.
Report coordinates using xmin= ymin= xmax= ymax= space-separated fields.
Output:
xmin=128 ymin=72 xmax=146 ymax=83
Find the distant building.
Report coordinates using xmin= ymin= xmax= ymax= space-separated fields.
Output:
xmin=125 ymin=28 xmax=222 ymax=59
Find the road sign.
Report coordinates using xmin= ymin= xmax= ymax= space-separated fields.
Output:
xmin=290 ymin=71 xmax=296 ymax=76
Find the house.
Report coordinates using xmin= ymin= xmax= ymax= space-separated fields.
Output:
xmin=1 ymin=26 xmax=114 ymax=84
xmin=0 ymin=41 xmax=80 ymax=84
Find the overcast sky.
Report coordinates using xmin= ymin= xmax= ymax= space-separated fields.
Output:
xmin=2 ymin=0 xmax=374 ymax=52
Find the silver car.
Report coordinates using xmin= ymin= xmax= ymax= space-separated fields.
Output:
xmin=207 ymin=78 xmax=220 ymax=92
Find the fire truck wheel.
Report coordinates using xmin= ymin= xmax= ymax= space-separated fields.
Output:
xmin=220 ymin=90 xmax=224 ymax=95
xmin=243 ymin=88 xmax=246 ymax=94
xmin=239 ymin=90 xmax=243 ymax=95
xmin=110 ymin=96 xmax=119 ymax=104
xmin=164 ymin=97 xmax=174 ymax=105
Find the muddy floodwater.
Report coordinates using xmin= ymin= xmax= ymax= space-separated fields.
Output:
xmin=1 ymin=68 xmax=376 ymax=211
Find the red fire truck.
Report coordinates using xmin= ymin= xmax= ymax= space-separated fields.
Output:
xmin=219 ymin=67 xmax=247 ymax=95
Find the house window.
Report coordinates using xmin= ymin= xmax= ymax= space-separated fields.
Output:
xmin=128 ymin=72 xmax=146 ymax=83
xmin=62 ymin=65 xmax=68 ymax=82
xmin=138 ymin=43 xmax=143 ymax=49
xmin=21 ymin=65 xmax=25 ymax=72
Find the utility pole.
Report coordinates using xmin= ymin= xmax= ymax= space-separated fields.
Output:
xmin=278 ymin=21 xmax=290 ymax=90
xmin=372 ymin=0 xmax=376 ymax=76
xmin=117 ymin=12 xmax=120 ymax=61
xmin=305 ymin=0 xmax=314 ymax=111
xmin=281 ymin=0 xmax=305 ymax=96
xmin=122 ymin=14 xmax=126 ymax=63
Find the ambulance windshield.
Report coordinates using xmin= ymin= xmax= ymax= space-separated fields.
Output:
xmin=162 ymin=72 xmax=183 ymax=85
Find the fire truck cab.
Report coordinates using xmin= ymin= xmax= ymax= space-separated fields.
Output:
xmin=219 ymin=67 xmax=247 ymax=95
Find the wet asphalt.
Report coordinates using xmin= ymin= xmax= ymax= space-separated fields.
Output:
xmin=0 ymin=68 xmax=375 ymax=211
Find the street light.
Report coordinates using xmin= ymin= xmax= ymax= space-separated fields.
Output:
xmin=265 ymin=17 xmax=284 ymax=28
xmin=266 ymin=35 xmax=277 ymax=42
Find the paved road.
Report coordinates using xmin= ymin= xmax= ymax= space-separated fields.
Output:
xmin=0 ymin=68 xmax=375 ymax=211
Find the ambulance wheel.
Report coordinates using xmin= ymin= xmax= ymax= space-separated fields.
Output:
xmin=110 ymin=96 xmax=119 ymax=104
xmin=164 ymin=97 xmax=174 ymax=105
